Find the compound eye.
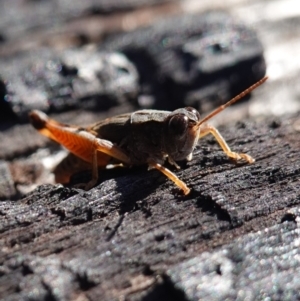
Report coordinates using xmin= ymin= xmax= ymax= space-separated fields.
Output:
xmin=168 ymin=115 xmax=189 ymax=136
xmin=185 ymin=107 xmax=201 ymax=121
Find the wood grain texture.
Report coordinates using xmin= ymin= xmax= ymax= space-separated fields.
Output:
xmin=1 ymin=113 xmax=299 ymax=300
xmin=1 ymin=0 xmax=300 ymax=300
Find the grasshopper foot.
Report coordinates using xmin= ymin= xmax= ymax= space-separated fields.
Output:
xmin=229 ymin=152 xmax=255 ymax=164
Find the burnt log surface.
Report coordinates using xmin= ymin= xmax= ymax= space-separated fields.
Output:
xmin=100 ymin=10 xmax=266 ymax=111
xmin=1 ymin=0 xmax=300 ymax=300
xmin=0 ymin=49 xmax=139 ymax=122
xmin=1 ymin=113 xmax=300 ymax=301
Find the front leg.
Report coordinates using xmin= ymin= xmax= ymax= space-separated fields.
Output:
xmin=199 ymin=123 xmax=255 ymax=163
xmin=148 ymin=160 xmax=190 ymax=195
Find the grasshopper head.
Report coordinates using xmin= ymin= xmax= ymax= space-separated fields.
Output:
xmin=163 ymin=107 xmax=201 ymax=161
xmin=162 ymin=77 xmax=269 ymax=163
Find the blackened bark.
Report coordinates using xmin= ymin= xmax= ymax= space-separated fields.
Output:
xmin=1 ymin=113 xmax=299 ymax=301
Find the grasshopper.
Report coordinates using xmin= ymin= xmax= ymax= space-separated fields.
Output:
xmin=29 ymin=76 xmax=267 ymax=195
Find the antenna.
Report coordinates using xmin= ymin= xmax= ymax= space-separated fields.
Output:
xmin=197 ymin=76 xmax=268 ymax=127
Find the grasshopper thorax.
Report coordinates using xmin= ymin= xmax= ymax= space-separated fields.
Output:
xmin=163 ymin=107 xmax=201 ymax=161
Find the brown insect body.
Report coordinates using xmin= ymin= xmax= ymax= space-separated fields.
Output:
xmin=29 ymin=76 xmax=268 ymax=194
xmin=90 ymin=108 xmax=200 ymax=165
